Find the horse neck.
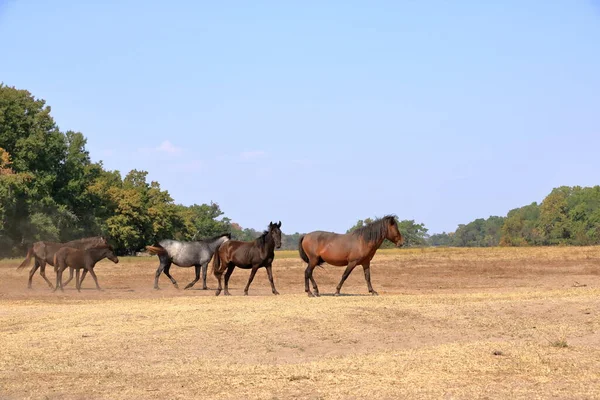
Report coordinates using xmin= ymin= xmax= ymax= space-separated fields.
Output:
xmin=359 ymin=231 xmax=387 ymax=252
xmin=87 ymin=248 xmax=107 ymax=263
xmin=257 ymin=231 xmax=275 ymax=257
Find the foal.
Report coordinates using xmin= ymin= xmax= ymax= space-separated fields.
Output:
xmin=53 ymin=245 xmax=119 ymax=292
xmin=213 ymin=221 xmax=282 ymax=296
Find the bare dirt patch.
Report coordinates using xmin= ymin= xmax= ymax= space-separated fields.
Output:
xmin=1 ymin=246 xmax=599 ymax=399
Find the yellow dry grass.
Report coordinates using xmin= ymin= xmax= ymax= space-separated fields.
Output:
xmin=1 ymin=246 xmax=599 ymax=399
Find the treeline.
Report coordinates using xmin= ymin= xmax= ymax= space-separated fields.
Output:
xmin=2 ymin=85 xmax=599 ymax=255
xmin=423 ymin=186 xmax=600 ymax=247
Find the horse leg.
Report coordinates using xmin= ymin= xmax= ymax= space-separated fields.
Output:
xmin=265 ymin=264 xmax=279 ymax=295
xmin=87 ymin=267 xmax=103 ymax=291
xmin=63 ymin=267 xmax=75 ymax=287
xmin=215 ymin=266 xmax=223 ymax=296
xmin=201 ymin=261 xmax=208 ymax=290
xmin=243 ymin=266 xmax=259 ymax=296
xmin=304 ymin=260 xmax=319 ymax=297
xmin=163 ymin=264 xmax=179 ymax=289
xmin=362 ymin=262 xmax=378 ymax=295
xmin=80 ymin=270 xmax=88 ymax=289
xmin=39 ymin=262 xmax=54 ymax=289
xmin=223 ymin=264 xmax=235 ymax=296
xmin=153 ymin=258 xmax=170 ymax=290
xmin=309 ymin=270 xmax=319 ymax=297
xmin=27 ymin=259 xmax=41 ymax=289
xmin=54 ymin=266 xmax=64 ymax=292
xmin=184 ymin=265 xmax=201 ymax=290
xmin=335 ymin=261 xmax=358 ymax=296
xmin=75 ymin=269 xmax=81 ymax=292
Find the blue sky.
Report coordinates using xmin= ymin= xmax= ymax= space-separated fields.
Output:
xmin=1 ymin=1 xmax=599 ymax=234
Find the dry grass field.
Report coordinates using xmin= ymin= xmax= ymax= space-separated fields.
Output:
xmin=1 ymin=246 xmax=599 ymax=399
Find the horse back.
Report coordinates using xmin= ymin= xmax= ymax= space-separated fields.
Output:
xmin=302 ymin=230 xmax=364 ymax=266
xmin=54 ymin=247 xmax=85 ymax=269
xmin=219 ymin=240 xmax=257 ymax=265
xmin=33 ymin=241 xmax=63 ymax=265
xmin=65 ymin=236 xmax=108 ymax=250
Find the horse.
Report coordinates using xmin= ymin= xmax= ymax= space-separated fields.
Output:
xmin=53 ymin=245 xmax=119 ymax=292
xmin=17 ymin=236 xmax=109 ymax=289
xmin=213 ymin=221 xmax=282 ymax=296
xmin=145 ymin=233 xmax=231 ymax=290
xmin=298 ymin=215 xmax=404 ymax=297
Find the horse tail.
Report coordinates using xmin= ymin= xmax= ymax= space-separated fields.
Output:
xmin=145 ymin=244 xmax=167 ymax=256
xmin=17 ymin=247 xmax=34 ymax=270
xmin=53 ymin=252 xmax=59 ymax=272
xmin=211 ymin=249 xmax=221 ymax=276
xmin=298 ymin=235 xmax=309 ymax=264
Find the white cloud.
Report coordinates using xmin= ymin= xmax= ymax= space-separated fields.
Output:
xmin=138 ymin=140 xmax=183 ymax=155
xmin=156 ymin=140 xmax=182 ymax=154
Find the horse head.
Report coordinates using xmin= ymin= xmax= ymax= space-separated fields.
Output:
xmin=269 ymin=221 xmax=282 ymax=249
xmin=386 ymin=217 xmax=404 ymax=247
xmin=103 ymin=245 xmax=120 ymax=264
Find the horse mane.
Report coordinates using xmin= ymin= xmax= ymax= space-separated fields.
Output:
xmin=254 ymin=231 xmax=270 ymax=249
xmin=65 ymin=236 xmax=107 ymax=246
xmin=88 ymin=244 xmax=114 ymax=252
xmin=350 ymin=215 xmax=397 ymax=244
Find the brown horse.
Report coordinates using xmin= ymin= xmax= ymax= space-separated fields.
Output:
xmin=17 ymin=236 xmax=108 ymax=289
xmin=53 ymin=245 xmax=119 ymax=292
xmin=299 ymin=215 xmax=403 ymax=297
xmin=213 ymin=221 xmax=282 ymax=296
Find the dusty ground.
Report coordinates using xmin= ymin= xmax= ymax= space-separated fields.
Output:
xmin=1 ymin=246 xmax=599 ymax=399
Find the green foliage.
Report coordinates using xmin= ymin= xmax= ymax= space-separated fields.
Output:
xmin=428 ymin=232 xmax=453 ymax=247
xmin=499 ymin=202 xmax=541 ymax=246
xmin=0 ymin=84 xmax=234 ymax=256
xmin=452 ymin=216 xmax=505 ymax=247
xmin=397 ymin=219 xmax=429 ymax=247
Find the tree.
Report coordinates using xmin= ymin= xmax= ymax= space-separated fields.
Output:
xmin=537 ymin=186 xmax=571 ymax=245
xmin=428 ymin=232 xmax=453 ymax=247
xmin=0 ymin=148 xmax=32 ymax=255
xmin=499 ymin=202 xmax=541 ymax=246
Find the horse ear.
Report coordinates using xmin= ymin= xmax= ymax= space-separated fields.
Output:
xmin=277 ymin=221 xmax=281 ymax=228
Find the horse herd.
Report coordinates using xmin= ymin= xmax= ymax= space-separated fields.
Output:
xmin=16 ymin=215 xmax=405 ymax=297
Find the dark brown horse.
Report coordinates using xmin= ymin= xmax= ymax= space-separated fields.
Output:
xmin=53 ymin=245 xmax=119 ymax=292
xmin=213 ymin=221 xmax=282 ymax=296
xmin=17 ymin=236 xmax=108 ymax=289
xmin=299 ymin=215 xmax=403 ymax=297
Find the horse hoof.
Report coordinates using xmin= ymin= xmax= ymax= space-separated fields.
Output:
xmin=174 ymin=285 xmax=179 ymax=290
xmin=306 ymin=292 xmax=314 ymax=298
xmin=243 ymin=292 xmax=248 ymax=296
xmin=334 ymin=292 xmax=341 ymax=297
xmin=224 ymin=292 xmax=231 ymax=296
xmin=371 ymin=291 xmax=379 ymax=296
xmin=202 ymin=286 xmax=208 ymax=290
xmin=184 ymin=286 xmax=192 ymax=290
xmin=273 ymin=291 xmax=280 ymax=295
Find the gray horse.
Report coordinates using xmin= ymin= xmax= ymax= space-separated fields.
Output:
xmin=146 ymin=233 xmax=231 ymax=290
